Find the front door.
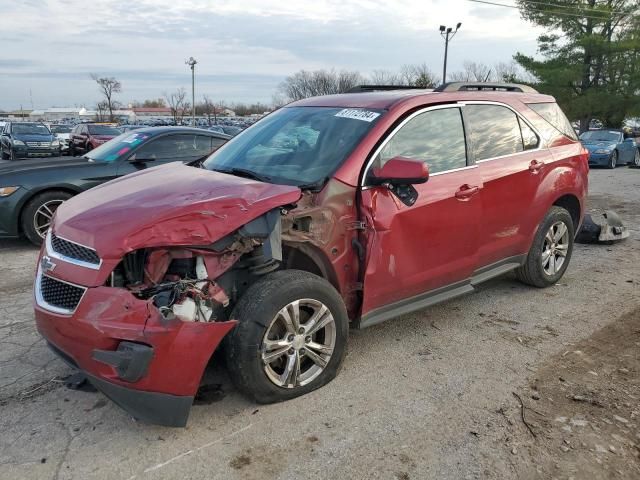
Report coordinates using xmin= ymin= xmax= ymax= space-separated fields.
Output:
xmin=359 ymin=106 xmax=482 ymax=324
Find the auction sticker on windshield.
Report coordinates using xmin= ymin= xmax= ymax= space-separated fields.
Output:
xmin=335 ymin=109 xmax=381 ymax=122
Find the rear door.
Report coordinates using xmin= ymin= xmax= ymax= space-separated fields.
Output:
xmin=464 ymin=102 xmax=550 ymax=268
xmin=359 ymin=105 xmax=483 ymax=321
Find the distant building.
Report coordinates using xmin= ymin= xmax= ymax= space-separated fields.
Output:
xmin=28 ymin=107 xmax=96 ymax=122
xmin=131 ymin=107 xmax=172 ymax=117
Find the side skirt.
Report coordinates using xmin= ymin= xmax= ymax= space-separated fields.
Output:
xmin=357 ymin=255 xmax=526 ymax=329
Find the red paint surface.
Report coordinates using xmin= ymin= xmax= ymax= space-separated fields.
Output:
xmin=35 ymin=287 xmax=236 ymax=396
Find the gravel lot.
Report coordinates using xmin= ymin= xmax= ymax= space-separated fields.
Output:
xmin=0 ymin=167 xmax=638 ymax=480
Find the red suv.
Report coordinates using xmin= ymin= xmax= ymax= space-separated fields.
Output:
xmin=34 ymin=83 xmax=588 ymax=426
xmin=69 ymin=123 xmax=122 ymax=155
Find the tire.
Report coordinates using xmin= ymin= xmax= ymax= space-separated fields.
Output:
xmin=0 ymin=146 xmax=7 ymax=160
xmin=9 ymin=148 xmax=16 ymax=161
xmin=223 ymin=270 xmax=348 ymax=404
xmin=21 ymin=190 xmax=73 ymax=246
xmin=632 ymin=149 xmax=640 ymax=167
xmin=516 ymin=206 xmax=575 ymax=288
xmin=608 ymin=150 xmax=618 ymax=169
xmin=69 ymin=143 xmax=76 ymax=156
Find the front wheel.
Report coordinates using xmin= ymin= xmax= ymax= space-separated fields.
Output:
xmin=21 ymin=190 xmax=73 ymax=245
xmin=632 ymin=148 xmax=640 ymax=167
xmin=224 ymin=270 xmax=348 ymax=403
xmin=516 ymin=206 xmax=575 ymax=288
xmin=608 ymin=150 xmax=618 ymax=169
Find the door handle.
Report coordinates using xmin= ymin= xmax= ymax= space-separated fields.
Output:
xmin=455 ymin=184 xmax=480 ymax=200
xmin=529 ymin=159 xmax=545 ymax=172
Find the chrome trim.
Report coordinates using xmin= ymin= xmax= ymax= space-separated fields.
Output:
xmin=361 ymin=104 xmax=464 ymax=183
xmin=430 ymin=164 xmax=478 ymax=177
xmin=34 ymin=265 xmax=87 ymax=315
xmin=46 ymin=231 xmax=102 ymax=270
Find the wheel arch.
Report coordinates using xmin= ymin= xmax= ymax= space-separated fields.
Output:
xmin=552 ymin=193 xmax=581 ymax=231
xmin=17 ymin=186 xmax=81 ymax=234
xmin=282 ymin=243 xmax=341 ymax=293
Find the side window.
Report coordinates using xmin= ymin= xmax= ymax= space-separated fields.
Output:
xmin=210 ymin=137 xmax=226 ymax=151
xmin=518 ymin=118 xmax=539 ymax=151
xmin=372 ymin=107 xmax=467 ymax=175
xmin=465 ymin=105 xmax=524 ymax=160
xmin=134 ymin=136 xmax=181 ymax=160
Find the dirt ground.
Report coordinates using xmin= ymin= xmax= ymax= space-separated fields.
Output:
xmin=0 ymin=167 xmax=639 ymax=480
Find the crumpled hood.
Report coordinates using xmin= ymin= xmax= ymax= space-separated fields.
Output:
xmin=54 ymin=163 xmax=302 ymax=259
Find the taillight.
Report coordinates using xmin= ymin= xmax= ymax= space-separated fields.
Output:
xmin=579 ymin=146 xmax=590 ymax=165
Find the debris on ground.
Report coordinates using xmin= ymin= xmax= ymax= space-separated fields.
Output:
xmin=576 ymin=210 xmax=629 ymax=244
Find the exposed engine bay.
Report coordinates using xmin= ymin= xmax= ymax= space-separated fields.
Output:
xmin=107 ymin=209 xmax=284 ymax=323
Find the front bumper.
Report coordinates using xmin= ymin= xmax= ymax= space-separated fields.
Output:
xmin=34 ymin=265 xmax=236 ymax=426
xmin=12 ymin=146 xmax=59 ymax=158
xmin=587 ymin=152 xmax=612 ymax=166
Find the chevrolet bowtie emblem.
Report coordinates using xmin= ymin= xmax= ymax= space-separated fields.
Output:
xmin=40 ymin=255 xmax=57 ymax=273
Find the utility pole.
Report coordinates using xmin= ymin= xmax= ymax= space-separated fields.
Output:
xmin=439 ymin=23 xmax=461 ymax=84
xmin=186 ymin=57 xmax=197 ymax=126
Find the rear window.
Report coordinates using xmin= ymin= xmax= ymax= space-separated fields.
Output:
xmin=527 ymin=103 xmax=578 ymax=140
xmin=465 ymin=104 xmax=524 ymax=161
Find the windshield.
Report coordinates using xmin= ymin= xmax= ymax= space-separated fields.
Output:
xmin=12 ymin=123 xmax=50 ymax=135
xmin=580 ymin=130 xmax=622 ymax=143
xmin=85 ymin=132 xmax=152 ymax=162
xmin=51 ymin=125 xmax=71 ymax=134
xmin=203 ymin=106 xmax=383 ymax=186
xmin=88 ymin=125 xmax=122 ymax=136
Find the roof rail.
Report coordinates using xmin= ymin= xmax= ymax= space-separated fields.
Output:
xmin=346 ymin=85 xmax=429 ymax=93
xmin=434 ymin=82 xmax=538 ymax=93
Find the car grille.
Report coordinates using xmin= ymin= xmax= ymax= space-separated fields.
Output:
xmin=26 ymin=141 xmax=51 ymax=147
xmin=38 ymin=274 xmax=86 ymax=313
xmin=51 ymin=233 xmax=100 ymax=266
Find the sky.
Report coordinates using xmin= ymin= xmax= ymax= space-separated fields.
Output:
xmin=0 ymin=0 xmax=545 ymax=110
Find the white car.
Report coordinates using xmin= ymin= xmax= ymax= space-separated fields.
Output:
xmin=50 ymin=125 xmax=72 ymax=154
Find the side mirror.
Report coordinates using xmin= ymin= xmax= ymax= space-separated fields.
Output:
xmin=370 ymin=157 xmax=429 ymax=186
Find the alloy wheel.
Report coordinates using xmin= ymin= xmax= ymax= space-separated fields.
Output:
xmin=261 ymin=298 xmax=336 ymax=389
xmin=610 ymin=151 xmax=617 ymax=168
xmin=541 ymin=221 xmax=569 ymax=276
xmin=33 ymin=199 xmax=64 ymax=239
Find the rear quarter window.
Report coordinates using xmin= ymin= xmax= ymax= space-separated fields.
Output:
xmin=527 ymin=103 xmax=578 ymax=141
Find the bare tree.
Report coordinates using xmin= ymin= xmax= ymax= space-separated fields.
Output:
xmin=277 ymin=69 xmax=365 ymax=102
xmin=368 ymin=69 xmax=403 ymax=85
xmin=163 ymin=88 xmax=187 ymax=124
xmin=90 ymin=74 xmax=121 ymax=122
xmin=96 ymin=101 xmax=108 ymax=122
xmin=400 ymin=63 xmax=439 ymax=88
xmin=201 ymin=95 xmax=216 ymax=125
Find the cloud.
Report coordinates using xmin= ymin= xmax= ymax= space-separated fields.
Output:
xmin=0 ymin=0 xmax=543 ymax=109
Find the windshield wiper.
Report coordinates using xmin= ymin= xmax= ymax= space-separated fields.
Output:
xmin=214 ymin=167 xmax=272 ymax=183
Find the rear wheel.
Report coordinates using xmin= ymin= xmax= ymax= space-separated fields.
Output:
xmin=633 ymin=149 xmax=640 ymax=167
xmin=608 ymin=150 xmax=618 ymax=169
xmin=516 ymin=206 xmax=575 ymax=288
xmin=224 ymin=270 xmax=348 ymax=403
xmin=21 ymin=190 xmax=73 ymax=245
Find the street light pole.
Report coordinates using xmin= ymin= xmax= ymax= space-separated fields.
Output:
xmin=439 ymin=23 xmax=461 ymax=84
xmin=186 ymin=57 xmax=197 ymax=126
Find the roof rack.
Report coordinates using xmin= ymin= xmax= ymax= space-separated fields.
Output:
xmin=346 ymin=85 xmax=428 ymax=93
xmin=434 ymin=82 xmax=538 ymax=93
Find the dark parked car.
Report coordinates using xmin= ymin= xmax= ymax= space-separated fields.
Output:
xmin=69 ymin=123 xmax=122 ymax=155
xmin=1 ymin=122 xmax=61 ymax=160
xmin=0 ymin=127 xmax=230 ymax=245
xmin=580 ymin=129 xmax=640 ymax=168
xmin=33 ymin=82 xmax=588 ymax=426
